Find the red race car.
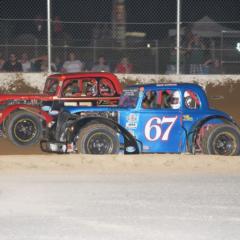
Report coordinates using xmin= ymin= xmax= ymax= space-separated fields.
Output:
xmin=0 ymin=72 xmax=122 ymax=147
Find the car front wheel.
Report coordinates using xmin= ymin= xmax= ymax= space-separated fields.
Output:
xmin=77 ymin=123 xmax=120 ymax=154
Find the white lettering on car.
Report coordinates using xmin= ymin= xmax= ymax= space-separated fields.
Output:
xmin=144 ymin=116 xmax=178 ymax=141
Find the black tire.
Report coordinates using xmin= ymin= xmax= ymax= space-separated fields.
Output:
xmin=77 ymin=123 xmax=120 ymax=154
xmin=7 ymin=111 xmax=43 ymax=147
xmin=201 ymin=124 xmax=240 ymax=156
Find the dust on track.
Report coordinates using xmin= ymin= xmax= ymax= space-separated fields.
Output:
xmin=0 ymin=139 xmax=43 ymax=155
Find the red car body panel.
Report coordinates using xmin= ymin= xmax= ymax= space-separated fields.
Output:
xmin=0 ymin=72 xmax=122 ymax=131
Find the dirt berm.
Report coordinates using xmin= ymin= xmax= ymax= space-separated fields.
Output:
xmin=0 ymin=154 xmax=240 ymax=174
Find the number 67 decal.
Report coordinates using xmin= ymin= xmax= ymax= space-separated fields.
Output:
xmin=144 ymin=116 xmax=178 ymax=141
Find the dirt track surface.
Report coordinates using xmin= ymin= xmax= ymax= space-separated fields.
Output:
xmin=0 ymin=139 xmax=42 ymax=155
xmin=1 ymin=160 xmax=240 ymax=240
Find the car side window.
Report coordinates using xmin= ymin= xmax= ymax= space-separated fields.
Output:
xmin=184 ymin=90 xmax=201 ymax=109
xmin=99 ymin=78 xmax=116 ymax=97
xmin=62 ymin=79 xmax=81 ymax=97
xmin=142 ymin=89 xmax=180 ymax=109
xmin=82 ymin=78 xmax=98 ymax=97
xmin=47 ymin=79 xmax=59 ymax=95
xmin=142 ymin=90 xmax=158 ymax=109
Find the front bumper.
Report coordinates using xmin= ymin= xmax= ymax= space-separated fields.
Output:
xmin=40 ymin=140 xmax=75 ymax=153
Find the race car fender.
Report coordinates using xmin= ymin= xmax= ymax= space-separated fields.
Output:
xmin=188 ymin=115 xmax=239 ymax=154
xmin=69 ymin=116 xmax=140 ymax=154
xmin=0 ymin=104 xmax=53 ymax=125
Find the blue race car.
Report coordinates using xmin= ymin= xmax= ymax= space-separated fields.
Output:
xmin=41 ymin=83 xmax=240 ymax=155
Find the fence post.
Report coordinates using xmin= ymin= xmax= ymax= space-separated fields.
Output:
xmin=93 ymin=39 xmax=96 ymax=65
xmin=176 ymin=0 xmax=181 ymax=75
xmin=47 ymin=0 xmax=52 ymax=73
xmin=155 ymin=40 xmax=159 ymax=74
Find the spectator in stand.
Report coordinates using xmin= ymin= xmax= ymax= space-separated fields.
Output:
xmin=203 ymin=58 xmax=222 ymax=74
xmin=19 ymin=53 xmax=32 ymax=72
xmin=62 ymin=52 xmax=84 ymax=73
xmin=2 ymin=53 xmax=22 ymax=72
xmin=53 ymin=16 xmax=63 ymax=39
xmin=91 ymin=56 xmax=110 ymax=72
xmin=187 ymin=34 xmax=206 ymax=74
xmin=115 ymin=57 xmax=133 ymax=73
xmin=34 ymin=15 xmax=45 ymax=38
xmin=31 ymin=55 xmax=56 ymax=72
xmin=0 ymin=52 xmax=5 ymax=72
xmin=52 ymin=56 xmax=63 ymax=72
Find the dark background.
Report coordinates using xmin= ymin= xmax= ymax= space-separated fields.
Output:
xmin=1 ymin=0 xmax=240 ymax=40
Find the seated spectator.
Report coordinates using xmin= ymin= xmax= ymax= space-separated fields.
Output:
xmin=91 ymin=56 xmax=110 ymax=72
xmin=115 ymin=57 xmax=133 ymax=73
xmin=62 ymin=52 xmax=84 ymax=73
xmin=0 ymin=52 xmax=5 ymax=71
xmin=19 ymin=53 xmax=32 ymax=72
xmin=2 ymin=53 xmax=22 ymax=72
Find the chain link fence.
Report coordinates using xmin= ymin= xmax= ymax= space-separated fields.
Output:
xmin=0 ymin=0 xmax=239 ymax=74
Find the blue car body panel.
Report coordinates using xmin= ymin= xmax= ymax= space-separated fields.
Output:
xmin=64 ymin=83 xmax=235 ymax=153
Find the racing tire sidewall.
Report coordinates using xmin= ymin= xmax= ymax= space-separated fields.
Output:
xmin=7 ymin=112 xmax=42 ymax=147
xmin=203 ymin=125 xmax=240 ymax=156
xmin=77 ymin=123 xmax=120 ymax=154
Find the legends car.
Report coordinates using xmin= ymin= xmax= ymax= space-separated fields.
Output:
xmin=0 ymin=72 xmax=122 ymax=146
xmin=41 ymin=83 xmax=240 ymax=156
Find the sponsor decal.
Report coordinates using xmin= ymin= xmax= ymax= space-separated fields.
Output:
xmin=126 ymin=146 xmax=136 ymax=153
xmin=183 ymin=115 xmax=193 ymax=121
xmin=64 ymin=102 xmax=78 ymax=106
xmin=126 ymin=113 xmax=138 ymax=129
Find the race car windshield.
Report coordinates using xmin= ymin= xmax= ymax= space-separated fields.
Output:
xmin=118 ymin=88 xmax=139 ymax=108
xmin=44 ymin=78 xmax=59 ymax=95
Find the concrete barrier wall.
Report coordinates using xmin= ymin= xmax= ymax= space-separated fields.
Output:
xmin=0 ymin=72 xmax=240 ymax=91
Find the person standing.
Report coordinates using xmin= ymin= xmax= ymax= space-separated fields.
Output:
xmin=0 ymin=52 xmax=5 ymax=72
xmin=187 ymin=35 xmax=206 ymax=74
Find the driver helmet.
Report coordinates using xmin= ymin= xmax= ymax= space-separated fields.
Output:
xmin=170 ymin=91 xmax=181 ymax=109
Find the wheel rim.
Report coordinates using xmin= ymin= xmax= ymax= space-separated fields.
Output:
xmin=13 ymin=118 xmax=37 ymax=143
xmin=213 ymin=132 xmax=237 ymax=155
xmin=86 ymin=132 xmax=114 ymax=154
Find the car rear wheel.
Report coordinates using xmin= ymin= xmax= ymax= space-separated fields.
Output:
xmin=77 ymin=123 xmax=120 ymax=154
xmin=201 ymin=124 xmax=240 ymax=156
xmin=7 ymin=111 xmax=42 ymax=147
